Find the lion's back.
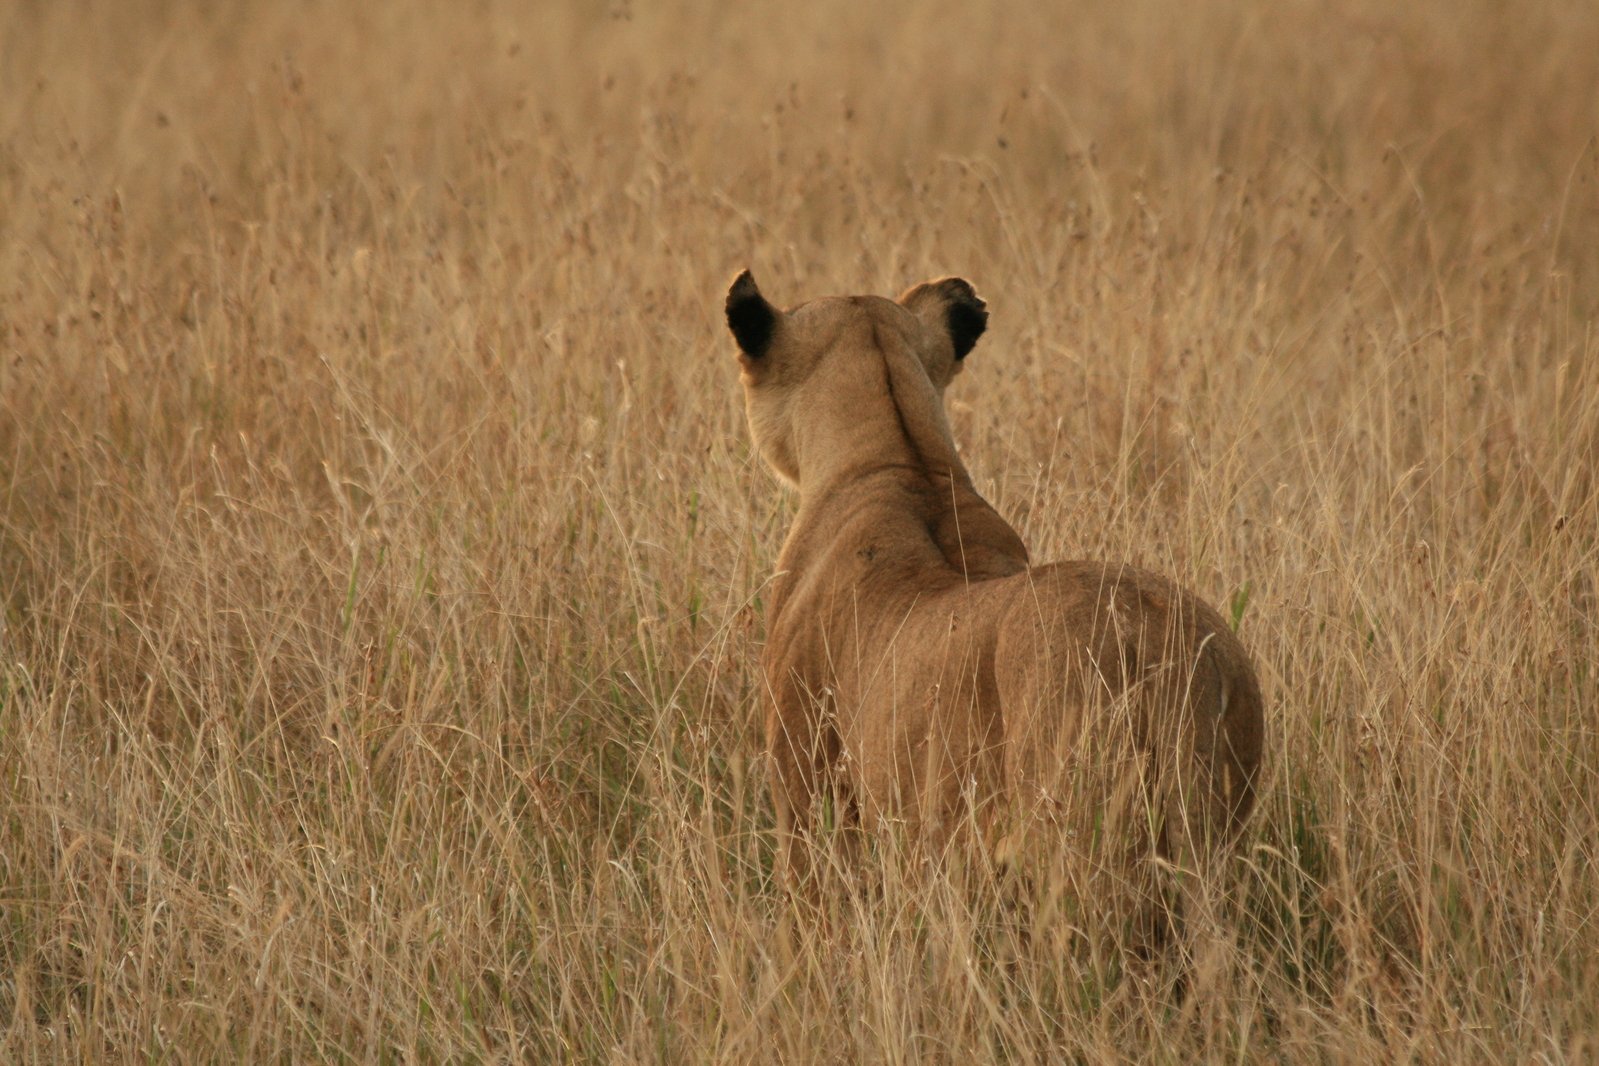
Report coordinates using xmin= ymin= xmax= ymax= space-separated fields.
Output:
xmin=986 ymin=559 xmax=1264 ymax=838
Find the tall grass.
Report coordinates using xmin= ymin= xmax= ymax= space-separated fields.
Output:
xmin=2 ymin=0 xmax=1596 ymax=1059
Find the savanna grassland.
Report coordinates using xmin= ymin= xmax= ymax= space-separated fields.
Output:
xmin=2 ymin=0 xmax=1598 ymax=1060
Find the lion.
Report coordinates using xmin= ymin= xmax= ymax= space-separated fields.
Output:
xmin=725 ymin=270 xmax=1264 ymax=941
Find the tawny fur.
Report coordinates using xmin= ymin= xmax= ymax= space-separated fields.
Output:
xmin=727 ymin=271 xmax=1264 ymax=904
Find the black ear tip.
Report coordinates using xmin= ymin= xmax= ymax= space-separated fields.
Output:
xmin=727 ymin=269 xmax=758 ymax=305
xmin=939 ymin=276 xmax=984 ymax=309
xmin=942 ymin=279 xmax=987 ymax=360
xmin=726 ymin=270 xmax=777 ymax=358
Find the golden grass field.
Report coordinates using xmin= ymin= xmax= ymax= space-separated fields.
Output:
xmin=3 ymin=0 xmax=1598 ymax=1060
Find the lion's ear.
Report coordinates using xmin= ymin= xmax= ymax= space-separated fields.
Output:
xmin=898 ymin=276 xmax=988 ymax=360
xmin=726 ymin=270 xmax=779 ymax=359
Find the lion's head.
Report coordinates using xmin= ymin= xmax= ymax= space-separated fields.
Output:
xmin=724 ymin=271 xmax=988 ymax=488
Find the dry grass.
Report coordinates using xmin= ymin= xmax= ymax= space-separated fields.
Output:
xmin=3 ymin=0 xmax=1598 ymax=1060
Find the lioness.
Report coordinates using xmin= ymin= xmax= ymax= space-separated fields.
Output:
xmin=726 ymin=271 xmax=1263 ymax=926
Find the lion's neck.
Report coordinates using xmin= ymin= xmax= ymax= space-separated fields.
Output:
xmin=923 ymin=474 xmax=1032 ymax=580
xmin=783 ymin=338 xmax=1030 ymax=588
xmin=786 ymin=462 xmax=1029 ymax=583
